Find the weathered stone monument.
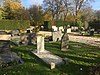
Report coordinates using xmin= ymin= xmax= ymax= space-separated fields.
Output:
xmin=11 ymin=29 xmax=20 ymax=36
xmin=20 ymin=34 xmax=28 ymax=45
xmin=20 ymin=33 xmax=36 ymax=45
xmin=61 ymin=26 xmax=69 ymax=51
xmin=52 ymin=31 xmax=63 ymax=42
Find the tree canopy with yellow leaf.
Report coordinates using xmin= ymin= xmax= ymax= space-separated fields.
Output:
xmin=2 ymin=0 xmax=22 ymax=19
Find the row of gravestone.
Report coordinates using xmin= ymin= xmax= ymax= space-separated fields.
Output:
xmin=0 ymin=28 xmax=69 ymax=51
xmin=11 ymin=32 xmax=63 ymax=46
xmin=0 ymin=33 xmax=69 ymax=52
xmin=36 ymin=33 xmax=69 ymax=54
xmin=0 ymin=33 xmax=68 ymax=54
xmin=19 ymin=30 xmax=69 ymax=51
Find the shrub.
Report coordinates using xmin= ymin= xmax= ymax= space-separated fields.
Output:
xmin=89 ymin=20 xmax=100 ymax=30
xmin=0 ymin=20 xmax=30 ymax=30
xmin=56 ymin=20 xmax=74 ymax=27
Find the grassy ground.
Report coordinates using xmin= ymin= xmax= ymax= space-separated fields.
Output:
xmin=0 ymin=41 xmax=100 ymax=75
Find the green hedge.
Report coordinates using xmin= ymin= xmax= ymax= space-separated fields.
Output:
xmin=89 ymin=20 xmax=100 ymax=30
xmin=0 ymin=20 xmax=30 ymax=30
xmin=56 ymin=20 xmax=74 ymax=27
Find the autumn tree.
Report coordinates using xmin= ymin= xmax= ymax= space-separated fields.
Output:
xmin=79 ymin=6 xmax=94 ymax=30
xmin=95 ymin=10 xmax=100 ymax=20
xmin=28 ymin=5 xmax=44 ymax=33
xmin=15 ymin=7 xmax=30 ymax=20
xmin=2 ymin=0 xmax=22 ymax=19
xmin=43 ymin=0 xmax=65 ymax=25
xmin=43 ymin=0 xmax=94 ymax=27
xmin=0 ymin=5 xmax=2 ymax=19
xmin=70 ymin=0 xmax=94 ymax=26
xmin=61 ymin=0 xmax=72 ymax=21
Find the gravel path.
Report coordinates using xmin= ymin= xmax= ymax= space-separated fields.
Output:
xmin=69 ymin=34 xmax=100 ymax=47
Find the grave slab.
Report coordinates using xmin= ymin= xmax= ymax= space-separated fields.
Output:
xmin=32 ymin=50 xmax=63 ymax=69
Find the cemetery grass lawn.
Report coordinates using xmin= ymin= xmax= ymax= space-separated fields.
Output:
xmin=0 ymin=42 xmax=100 ymax=75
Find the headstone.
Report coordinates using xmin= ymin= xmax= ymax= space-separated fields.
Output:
xmin=37 ymin=35 xmax=44 ymax=53
xmin=11 ymin=29 xmax=20 ymax=36
xmin=67 ymin=28 xmax=71 ymax=33
xmin=52 ymin=26 xmax=58 ymax=31
xmin=59 ymin=26 xmax=64 ymax=32
xmin=61 ymin=26 xmax=69 ymax=51
xmin=71 ymin=26 xmax=78 ymax=31
xmin=20 ymin=33 xmax=36 ymax=45
xmin=20 ymin=34 xmax=28 ymax=45
xmin=52 ymin=31 xmax=63 ymax=42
